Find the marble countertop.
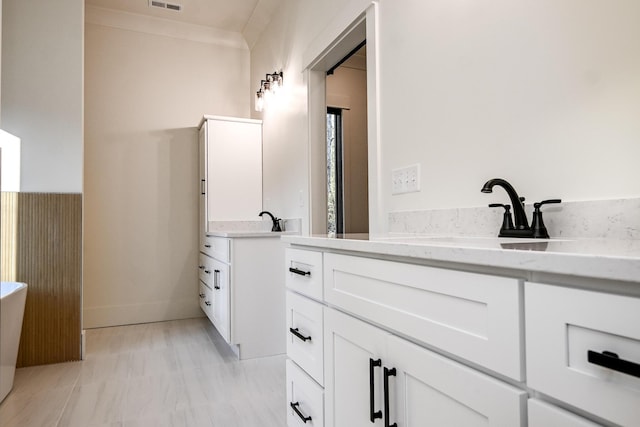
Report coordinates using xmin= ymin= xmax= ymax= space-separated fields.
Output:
xmin=281 ymin=234 xmax=640 ymax=283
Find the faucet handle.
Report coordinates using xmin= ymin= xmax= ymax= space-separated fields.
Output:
xmin=489 ymin=203 xmax=515 ymax=232
xmin=533 ymin=199 xmax=561 ymax=209
xmin=531 ymin=199 xmax=562 ymax=238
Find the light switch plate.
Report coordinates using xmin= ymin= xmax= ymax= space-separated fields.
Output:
xmin=392 ymin=164 xmax=421 ymax=194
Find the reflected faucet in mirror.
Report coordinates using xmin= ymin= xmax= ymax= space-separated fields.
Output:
xmin=481 ymin=178 xmax=561 ymax=238
xmin=259 ymin=211 xmax=283 ymax=232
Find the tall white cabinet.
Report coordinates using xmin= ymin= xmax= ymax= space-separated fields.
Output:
xmin=197 ymin=115 xmax=286 ymax=360
xmin=198 ymin=115 xmax=262 ymax=228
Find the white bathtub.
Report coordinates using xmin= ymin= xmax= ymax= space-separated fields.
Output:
xmin=0 ymin=281 xmax=27 ymax=403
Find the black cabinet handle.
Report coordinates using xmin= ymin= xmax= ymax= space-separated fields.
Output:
xmin=290 ymin=402 xmax=312 ymax=423
xmin=198 ymin=265 xmax=205 ymax=270
xmin=214 ymin=269 xmax=221 ymax=289
xmin=204 ymin=244 xmax=212 ymax=248
xmin=289 ymin=327 xmax=312 ymax=342
xmin=383 ymin=367 xmax=397 ymax=427
xmin=201 ymin=179 xmax=206 ymax=195
xmin=588 ymin=350 xmax=640 ymax=378
xmin=199 ymin=293 xmax=205 ymax=298
xmin=205 ymin=301 xmax=211 ymax=306
xmin=289 ymin=267 xmax=311 ymax=277
xmin=370 ymin=358 xmax=383 ymax=422
xmin=204 ymin=269 xmax=211 ymax=274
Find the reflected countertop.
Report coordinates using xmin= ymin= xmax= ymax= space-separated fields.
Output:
xmin=281 ymin=234 xmax=640 ymax=283
xmin=207 ymin=230 xmax=299 ymax=238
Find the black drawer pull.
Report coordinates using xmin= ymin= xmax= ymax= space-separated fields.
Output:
xmin=289 ymin=267 xmax=311 ymax=277
xmin=204 ymin=301 xmax=211 ymax=306
xmin=199 ymin=293 xmax=205 ymax=298
xmin=198 ymin=265 xmax=205 ymax=270
xmin=384 ymin=367 xmax=397 ymax=427
xmin=214 ymin=270 xmax=221 ymax=289
xmin=370 ymin=358 xmax=383 ymax=422
xmin=289 ymin=327 xmax=312 ymax=342
xmin=290 ymin=402 xmax=312 ymax=423
xmin=588 ymin=350 xmax=640 ymax=378
xmin=204 ymin=244 xmax=212 ymax=248
xmin=204 ymin=269 xmax=211 ymax=274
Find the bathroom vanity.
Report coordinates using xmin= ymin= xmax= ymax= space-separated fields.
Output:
xmin=282 ymin=235 xmax=640 ymax=427
xmin=199 ymin=231 xmax=287 ymax=359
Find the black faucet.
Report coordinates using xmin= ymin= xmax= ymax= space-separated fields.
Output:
xmin=259 ymin=211 xmax=282 ymax=232
xmin=481 ymin=178 xmax=530 ymax=231
xmin=481 ymin=178 xmax=561 ymax=238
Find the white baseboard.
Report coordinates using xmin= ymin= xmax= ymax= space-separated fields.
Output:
xmin=83 ymin=298 xmax=203 ymax=329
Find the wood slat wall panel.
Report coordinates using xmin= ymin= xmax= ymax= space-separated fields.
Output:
xmin=1 ymin=192 xmax=82 ymax=367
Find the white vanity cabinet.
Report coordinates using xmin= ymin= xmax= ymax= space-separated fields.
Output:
xmin=285 ymin=246 xmax=527 ymax=427
xmin=198 ymin=115 xmax=262 ymax=226
xmin=284 ymin=236 xmax=640 ymax=427
xmin=199 ymin=235 xmax=285 ymax=359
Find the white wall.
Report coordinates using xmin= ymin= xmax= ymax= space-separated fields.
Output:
xmin=83 ymin=7 xmax=251 ymax=327
xmin=252 ymin=0 xmax=640 ymax=234
xmin=1 ymin=0 xmax=84 ymax=192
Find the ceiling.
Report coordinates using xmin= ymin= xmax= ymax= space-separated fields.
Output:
xmin=85 ymin=0 xmax=283 ymax=35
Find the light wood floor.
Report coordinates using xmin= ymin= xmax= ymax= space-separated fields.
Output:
xmin=0 ymin=318 xmax=286 ymax=427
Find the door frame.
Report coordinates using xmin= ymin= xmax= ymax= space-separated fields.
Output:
xmin=304 ymin=2 xmax=382 ymax=235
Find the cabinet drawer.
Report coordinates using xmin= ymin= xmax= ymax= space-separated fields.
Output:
xmin=199 ymin=280 xmax=213 ymax=322
xmin=286 ymin=248 xmax=323 ymax=301
xmin=286 ymin=291 xmax=324 ymax=385
xmin=201 ymin=235 xmax=229 ymax=262
xmin=286 ymin=359 xmax=324 ymax=427
xmin=198 ymin=253 xmax=214 ymax=286
xmin=528 ymin=399 xmax=600 ymax=427
xmin=526 ymin=282 xmax=640 ymax=427
xmin=324 ymin=253 xmax=523 ymax=380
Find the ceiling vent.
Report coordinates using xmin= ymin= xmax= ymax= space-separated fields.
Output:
xmin=149 ymin=0 xmax=182 ymax=12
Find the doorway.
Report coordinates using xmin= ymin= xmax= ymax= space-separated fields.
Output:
xmin=326 ymin=44 xmax=368 ymax=235
xmin=306 ymin=4 xmax=380 ymax=236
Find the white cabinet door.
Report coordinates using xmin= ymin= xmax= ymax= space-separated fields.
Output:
xmin=206 ymin=117 xmax=262 ymax=221
xmin=210 ymin=258 xmax=230 ymax=343
xmin=198 ymin=123 xmax=208 ymax=241
xmin=386 ymin=334 xmax=527 ymax=427
xmin=324 ymin=307 xmax=389 ymax=427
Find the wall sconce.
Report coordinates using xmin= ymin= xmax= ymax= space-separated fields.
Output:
xmin=255 ymin=71 xmax=283 ymax=112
